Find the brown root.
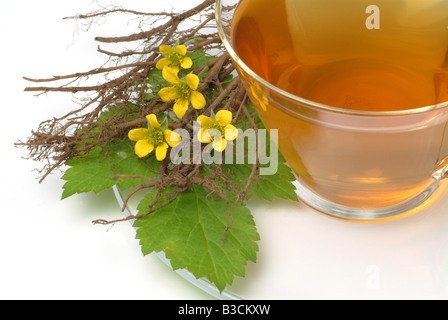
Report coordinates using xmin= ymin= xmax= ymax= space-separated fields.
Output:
xmin=17 ymin=0 xmax=261 ymax=225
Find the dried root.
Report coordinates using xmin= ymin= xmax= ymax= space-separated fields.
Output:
xmin=17 ymin=0 xmax=261 ymax=224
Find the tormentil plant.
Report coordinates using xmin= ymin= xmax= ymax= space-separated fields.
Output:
xmin=16 ymin=0 xmax=298 ymax=292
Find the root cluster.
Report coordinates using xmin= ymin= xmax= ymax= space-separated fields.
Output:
xmin=17 ymin=0 xmax=260 ymax=224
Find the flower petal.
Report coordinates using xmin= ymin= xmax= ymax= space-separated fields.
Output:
xmin=170 ymin=65 xmax=180 ymax=74
xmin=135 ymin=139 xmax=154 ymax=158
xmin=158 ymin=86 xmax=177 ymax=102
xmin=162 ymin=66 xmax=180 ymax=84
xmin=175 ymin=45 xmax=187 ymax=56
xmin=156 ymin=57 xmax=170 ymax=70
xmin=212 ymin=138 xmax=227 ymax=152
xmin=215 ymin=110 xmax=233 ymax=127
xmin=159 ymin=45 xmax=173 ymax=55
xmin=180 ymin=57 xmax=193 ymax=69
xmin=190 ymin=91 xmax=206 ymax=110
xmin=224 ymin=124 xmax=239 ymax=141
xmin=128 ymin=128 xmax=149 ymax=142
xmin=198 ymin=127 xmax=212 ymax=143
xmin=164 ymin=129 xmax=181 ymax=147
xmin=146 ymin=114 xmax=160 ymax=129
xmin=155 ymin=142 xmax=169 ymax=161
xmin=173 ymin=99 xmax=189 ymax=118
xmin=186 ymin=73 xmax=199 ymax=90
xmin=196 ymin=115 xmax=213 ymax=129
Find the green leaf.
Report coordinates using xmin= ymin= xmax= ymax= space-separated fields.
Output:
xmin=148 ymin=69 xmax=166 ymax=84
xmin=61 ymin=139 xmax=159 ymax=199
xmin=223 ymin=102 xmax=298 ymax=201
xmin=254 ymin=162 xmax=298 ymax=201
xmin=220 ymin=131 xmax=298 ymax=201
xmin=133 ymin=185 xmax=260 ymax=292
xmin=225 ymin=161 xmax=298 ymax=202
xmin=254 ymin=140 xmax=298 ymax=201
xmin=189 ymin=50 xmax=216 ymax=70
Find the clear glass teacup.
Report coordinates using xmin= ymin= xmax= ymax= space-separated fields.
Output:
xmin=215 ymin=0 xmax=448 ymax=221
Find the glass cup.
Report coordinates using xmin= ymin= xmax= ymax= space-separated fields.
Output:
xmin=215 ymin=0 xmax=448 ymax=221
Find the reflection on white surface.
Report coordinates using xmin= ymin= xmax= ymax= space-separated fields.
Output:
xmin=227 ymin=181 xmax=448 ymax=299
xmin=115 ymin=180 xmax=448 ymax=299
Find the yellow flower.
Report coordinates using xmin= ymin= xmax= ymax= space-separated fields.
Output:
xmin=158 ymin=67 xmax=206 ymax=118
xmin=156 ymin=44 xmax=193 ymax=72
xmin=196 ymin=110 xmax=238 ymax=152
xmin=128 ymin=114 xmax=181 ymax=161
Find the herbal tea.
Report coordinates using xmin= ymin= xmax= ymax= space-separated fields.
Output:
xmin=231 ymin=0 xmax=448 ymax=210
xmin=232 ymin=0 xmax=448 ymax=110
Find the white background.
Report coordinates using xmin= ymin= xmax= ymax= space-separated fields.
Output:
xmin=2 ymin=0 xmax=448 ymax=301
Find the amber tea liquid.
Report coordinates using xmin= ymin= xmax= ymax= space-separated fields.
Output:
xmin=231 ymin=0 xmax=448 ymax=210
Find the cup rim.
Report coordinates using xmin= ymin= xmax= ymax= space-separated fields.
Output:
xmin=214 ymin=0 xmax=448 ymax=116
